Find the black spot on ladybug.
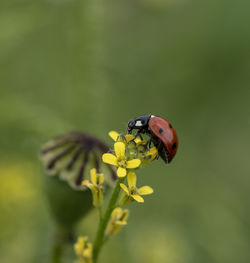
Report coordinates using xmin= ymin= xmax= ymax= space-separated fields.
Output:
xmin=172 ymin=142 xmax=177 ymax=150
xmin=169 ymin=123 xmax=172 ymax=128
xmin=159 ymin=128 xmax=164 ymax=133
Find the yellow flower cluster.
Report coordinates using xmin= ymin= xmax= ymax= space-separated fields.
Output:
xmin=120 ymin=172 xmax=153 ymax=205
xmin=102 ymin=131 xmax=158 ymax=177
xmin=75 ymin=130 xmax=157 ymax=263
xmin=102 ymin=142 xmax=141 ymax=177
xmin=103 ymin=131 xmax=155 ymax=205
xmin=82 ymin=169 xmax=104 ymax=207
xmin=106 ymin=207 xmax=129 ymax=236
xmin=74 ymin=236 xmax=93 ymax=263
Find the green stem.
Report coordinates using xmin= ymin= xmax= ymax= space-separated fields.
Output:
xmin=98 ymin=206 xmax=103 ymax=221
xmin=93 ymin=178 xmax=124 ymax=263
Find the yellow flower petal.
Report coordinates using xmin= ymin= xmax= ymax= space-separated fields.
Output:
xmin=126 ymin=159 xmax=141 ymax=169
xmin=117 ymin=167 xmax=127 ymax=177
xmin=122 ymin=209 xmax=129 ymax=221
xmin=109 ymin=131 xmax=119 ymax=141
xmin=116 ymin=221 xmax=127 ymax=225
xmin=120 ymin=183 xmax=129 ymax=194
xmin=74 ymin=237 xmax=86 ymax=254
xmin=89 ymin=185 xmax=95 ymax=191
xmin=146 ymin=147 xmax=158 ymax=160
xmin=131 ymin=194 xmax=144 ymax=203
xmin=125 ymin=134 xmax=134 ymax=142
xmin=82 ymin=180 xmax=90 ymax=186
xmin=134 ymin=137 xmax=142 ymax=144
xmin=112 ymin=207 xmax=123 ymax=217
xmin=127 ymin=172 xmax=136 ymax=188
xmin=114 ymin=142 xmax=125 ymax=158
xmin=138 ymin=186 xmax=154 ymax=195
xmin=83 ymin=245 xmax=92 ymax=258
xmin=102 ymin=153 xmax=118 ymax=166
xmin=134 ymin=137 xmax=147 ymax=145
xmin=90 ymin=168 xmax=97 ymax=184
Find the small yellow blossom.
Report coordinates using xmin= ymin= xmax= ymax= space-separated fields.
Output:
xmin=145 ymin=146 xmax=158 ymax=160
xmin=134 ymin=136 xmax=147 ymax=146
xmin=108 ymin=131 xmax=120 ymax=141
xmin=74 ymin=236 xmax=93 ymax=263
xmin=82 ymin=168 xmax=104 ymax=207
xmin=102 ymin=142 xmax=141 ymax=178
xmin=109 ymin=130 xmax=145 ymax=146
xmin=142 ymin=146 xmax=158 ymax=164
xmin=106 ymin=207 xmax=129 ymax=236
xmin=119 ymin=172 xmax=153 ymax=205
xmin=108 ymin=131 xmax=134 ymax=144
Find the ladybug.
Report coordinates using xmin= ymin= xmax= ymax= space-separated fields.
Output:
xmin=127 ymin=115 xmax=178 ymax=163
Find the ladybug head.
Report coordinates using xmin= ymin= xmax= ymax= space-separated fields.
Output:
xmin=127 ymin=115 xmax=151 ymax=133
xmin=127 ymin=119 xmax=136 ymax=133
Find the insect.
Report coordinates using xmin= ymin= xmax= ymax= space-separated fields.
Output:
xmin=127 ymin=115 xmax=178 ymax=163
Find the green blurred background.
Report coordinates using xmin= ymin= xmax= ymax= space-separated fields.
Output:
xmin=0 ymin=0 xmax=250 ymax=262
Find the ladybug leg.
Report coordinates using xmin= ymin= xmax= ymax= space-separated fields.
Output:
xmin=146 ymin=139 xmax=152 ymax=149
xmin=127 ymin=127 xmax=132 ymax=134
xmin=134 ymin=131 xmax=143 ymax=140
xmin=155 ymin=140 xmax=162 ymax=160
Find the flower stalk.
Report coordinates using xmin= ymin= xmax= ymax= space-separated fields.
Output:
xmin=92 ymin=177 xmax=125 ymax=263
xmin=74 ymin=130 xmax=158 ymax=263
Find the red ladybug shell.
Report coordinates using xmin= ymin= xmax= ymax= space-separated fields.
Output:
xmin=148 ymin=116 xmax=178 ymax=162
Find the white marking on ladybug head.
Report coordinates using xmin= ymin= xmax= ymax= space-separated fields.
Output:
xmin=135 ymin=120 xmax=143 ymax=127
xmin=151 ymin=115 xmax=155 ymax=118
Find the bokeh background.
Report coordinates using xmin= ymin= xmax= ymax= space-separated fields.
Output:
xmin=1 ymin=0 xmax=250 ymax=262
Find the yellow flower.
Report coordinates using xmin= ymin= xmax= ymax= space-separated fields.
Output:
xmin=82 ymin=168 xmax=104 ymax=207
xmin=109 ymin=130 xmax=146 ymax=146
xmin=134 ymin=136 xmax=147 ymax=146
xmin=108 ymin=131 xmax=134 ymax=144
xmin=74 ymin=236 xmax=93 ymax=263
xmin=145 ymin=146 xmax=158 ymax=160
xmin=102 ymin=142 xmax=141 ymax=178
xmin=119 ymin=172 xmax=153 ymax=205
xmin=106 ymin=207 xmax=129 ymax=236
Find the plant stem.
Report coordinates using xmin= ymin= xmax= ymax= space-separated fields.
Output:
xmin=93 ymin=178 xmax=124 ymax=263
xmin=98 ymin=206 xmax=103 ymax=221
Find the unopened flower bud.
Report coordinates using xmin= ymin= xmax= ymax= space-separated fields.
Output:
xmin=106 ymin=207 xmax=129 ymax=236
xmin=74 ymin=236 xmax=93 ymax=263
